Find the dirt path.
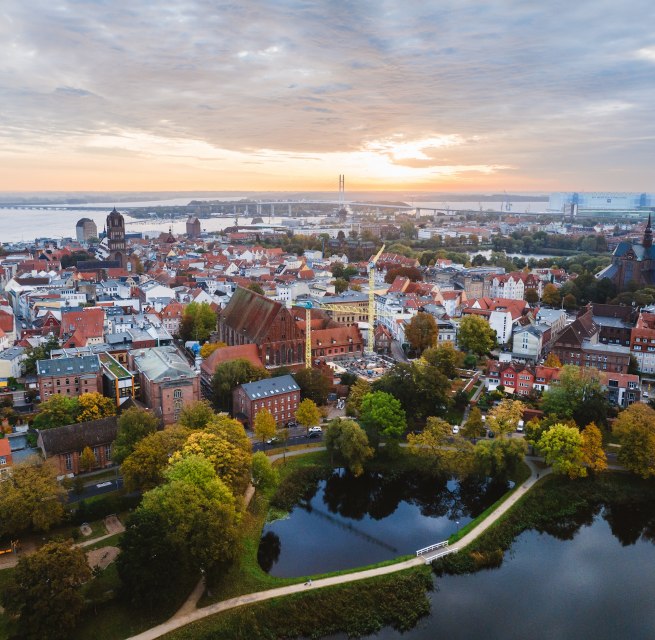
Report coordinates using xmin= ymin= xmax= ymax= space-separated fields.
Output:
xmin=126 ymin=458 xmax=548 ymax=640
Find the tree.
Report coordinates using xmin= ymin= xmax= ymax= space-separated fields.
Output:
xmin=113 ymin=407 xmax=160 ymax=464
xmin=462 ymin=406 xmax=485 ymax=439
xmin=0 ymin=460 xmax=66 ymax=536
xmin=486 ymin=399 xmax=525 ymax=436
xmin=254 ymin=408 xmax=277 ymax=444
xmin=79 ymin=445 xmax=96 ymax=472
xmin=325 ymin=418 xmax=374 ymax=476
xmin=543 ymin=352 xmax=562 ymax=368
xmin=345 ymin=378 xmax=371 ymax=417
xmin=179 ymin=301 xmax=217 ymax=343
xmin=173 ymin=429 xmax=252 ymax=496
xmin=211 ymin=358 xmax=269 ymax=413
xmin=296 ymin=398 xmax=320 ymax=432
xmin=359 ymin=391 xmax=406 ymax=450
xmin=407 ymin=417 xmax=475 ymax=476
xmin=2 ymin=541 xmax=91 ymax=640
xmin=613 ymin=403 xmax=655 ymax=478
xmin=121 ymin=426 xmax=191 ymax=492
xmin=333 ymin=277 xmax=349 ymax=294
xmin=141 ymin=456 xmax=240 ymax=570
xmin=200 ymin=342 xmax=226 ymax=359
xmin=542 ymin=283 xmax=561 ymax=307
xmin=422 ymin=343 xmax=464 ymax=379
xmin=293 ymin=367 xmax=331 ymax=405
xmin=118 ymin=508 xmax=192 ymax=611
xmin=562 ymin=293 xmax=577 ymax=310
xmin=251 ymin=451 xmax=279 ymax=493
xmin=22 ymin=335 xmax=60 ymax=376
xmin=405 ymin=312 xmax=438 ymax=356
xmin=474 ymin=438 xmax=527 ymax=479
xmin=524 ymin=288 xmax=539 ymax=304
xmin=458 ymin=315 xmax=496 ymax=356
xmin=177 ymin=399 xmax=215 ymax=430
xmin=581 ymin=422 xmax=607 ymax=474
xmin=628 ymin=355 xmax=640 ymax=375
xmin=384 ymin=266 xmax=422 ymax=284
xmin=537 ymin=423 xmax=586 ymax=478
xmin=32 ymin=395 xmax=78 ymax=430
xmin=541 ymin=365 xmax=608 ymax=426
xmin=75 ymin=391 xmax=116 ymax=422
xmin=247 ymin=282 xmax=265 ymax=295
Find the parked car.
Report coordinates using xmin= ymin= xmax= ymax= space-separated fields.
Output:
xmin=451 ymin=425 xmax=460 ymax=435
xmin=266 ymin=436 xmax=279 ymax=445
xmin=308 ymin=426 xmax=322 ymax=434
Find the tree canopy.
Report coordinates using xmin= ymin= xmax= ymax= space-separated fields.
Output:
xmin=537 ymin=423 xmax=586 ymax=478
xmin=179 ymin=301 xmax=217 ymax=343
xmin=113 ymin=407 xmax=160 ymax=464
xmin=345 ymin=378 xmax=371 ymax=417
xmin=211 ymin=358 xmax=269 ymax=413
xmin=75 ymin=392 xmax=116 ymax=422
xmin=325 ymin=418 xmax=374 ymax=476
xmin=405 ymin=312 xmax=438 ymax=356
xmin=359 ymin=391 xmax=406 ymax=450
xmin=177 ymin=399 xmax=215 ymax=430
xmin=457 ymin=315 xmax=496 ymax=355
xmin=581 ymin=422 xmax=607 ymax=474
xmin=486 ymin=399 xmax=525 ymax=437
xmin=422 ymin=343 xmax=464 ymax=379
xmin=296 ymin=398 xmax=320 ymax=431
xmin=254 ymin=408 xmax=277 ymax=444
xmin=613 ymin=403 xmax=655 ymax=478
xmin=293 ymin=367 xmax=332 ymax=405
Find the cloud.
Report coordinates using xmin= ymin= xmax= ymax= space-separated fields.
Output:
xmin=1 ymin=0 xmax=655 ymax=189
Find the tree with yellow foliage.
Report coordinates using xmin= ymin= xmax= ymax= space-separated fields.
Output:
xmin=254 ymin=408 xmax=277 ymax=445
xmin=200 ymin=342 xmax=226 ymax=359
xmin=75 ymin=392 xmax=115 ymax=423
xmin=486 ymin=399 xmax=525 ymax=437
xmin=581 ymin=422 xmax=607 ymax=474
xmin=544 ymin=352 xmax=562 ymax=368
xmin=296 ymin=398 xmax=320 ymax=433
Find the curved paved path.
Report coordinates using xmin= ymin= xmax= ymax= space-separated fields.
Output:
xmin=127 ymin=456 xmax=549 ymax=640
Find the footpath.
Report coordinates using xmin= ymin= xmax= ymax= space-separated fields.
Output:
xmin=126 ymin=456 xmax=549 ymax=640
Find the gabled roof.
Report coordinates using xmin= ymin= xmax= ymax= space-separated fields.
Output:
xmin=218 ymin=286 xmax=285 ymax=343
xmin=37 ymin=355 xmax=100 ymax=377
xmin=239 ymin=374 xmax=299 ymax=400
xmin=201 ymin=344 xmax=263 ymax=378
xmin=38 ymin=416 xmax=118 ymax=456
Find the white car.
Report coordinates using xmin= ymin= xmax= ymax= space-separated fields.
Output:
xmin=308 ymin=426 xmax=323 ymax=434
xmin=451 ymin=425 xmax=460 ymax=435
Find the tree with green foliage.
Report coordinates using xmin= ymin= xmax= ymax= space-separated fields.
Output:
xmin=537 ymin=423 xmax=586 ymax=478
xmin=524 ymin=288 xmax=539 ymax=304
xmin=325 ymin=418 xmax=374 ymax=476
xmin=562 ymin=293 xmax=577 ymax=310
xmin=179 ymin=301 xmax=217 ymax=343
xmin=247 ymin=282 xmax=265 ymax=295
xmin=141 ymin=456 xmax=240 ymax=570
xmin=2 ymin=541 xmax=92 ymax=640
xmin=613 ymin=403 xmax=655 ymax=478
xmin=254 ymin=408 xmax=277 ymax=444
xmin=79 ymin=445 xmax=96 ymax=472
xmin=405 ymin=312 xmax=438 ymax=356
xmin=211 ymin=358 xmax=269 ymax=413
xmin=75 ymin=391 xmax=116 ymax=422
xmin=474 ymin=438 xmax=527 ymax=479
xmin=458 ymin=315 xmax=496 ymax=355
xmin=581 ymin=422 xmax=607 ymax=474
xmin=32 ymin=394 xmax=78 ymax=430
xmin=486 ymin=399 xmax=525 ymax=437
xmin=121 ymin=426 xmax=191 ymax=492
xmin=359 ymin=391 xmax=406 ymax=450
xmin=345 ymin=378 xmax=371 ymax=417
xmin=422 ymin=343 xmax=464 ymax=379
xmin=541 ymin=365 xmax=608 ymax=426
xmin=524 ymin=417 xmax=547 ymax=448
xmin=0 ymin=460 xmax=66 ymax=536
xmin=112 ymin=407 xmax=160 ymax=464
xmin=118 ymin=508 xmax=192 ymax=611
xmin=407 ymin=416 xmax=475 ymax=476
xmin=22 ymin=335 xmax=60 ymax=376
xmin=628 ymin=355 xmax=640 ymax=375
xmin=296 ymin=398 xmax=321 ymax=432
xmin=333 ymin=277 xmax=349 ymax=294
xmin=462 ymin=406 xmax=485 ymax=439
xmin=251 ymin=451 xmax=279 ymax=493
xmin=177 ymin=399 xmax=215 ymax=430
xmin=293 ymin=367 xmax=332 ymax=405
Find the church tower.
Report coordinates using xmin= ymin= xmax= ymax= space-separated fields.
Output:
xmin=644 ymin=213 xmax=653 ymax=250
xmin=106 ymin=207 xmax=126 ymax=268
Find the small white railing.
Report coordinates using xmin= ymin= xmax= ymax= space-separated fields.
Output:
xmin=416 ymin=540 xmax=449 ymax=556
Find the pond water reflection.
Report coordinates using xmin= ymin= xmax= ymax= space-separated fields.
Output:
xmin=259 ymin=469 xmax=508 ymax=577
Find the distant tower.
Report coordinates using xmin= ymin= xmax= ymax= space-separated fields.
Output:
xmin=644 ymin=213 xmax=653 ymax=249
xmin=186 ymin=215 xmax=201 ymax=239
xmin=337 ymin=174 xmax=348 ymax=221
xmin=75 ymin=217 xmax=97 ymax=244
xmin=106 ymin=207 xmax=126 ymax=268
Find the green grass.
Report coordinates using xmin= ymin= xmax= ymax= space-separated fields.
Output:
xmin=448 ymin=461 xmax=531 ymax=544
xmin=163 ymin=567 xmax=433 ymax=640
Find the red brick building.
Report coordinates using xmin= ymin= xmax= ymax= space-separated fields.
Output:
xmin=200 ymin=343 xmax=263 ymax=399
xmin=310 ymin=325 xmax=364 ymax=362
xmin=37 ymin=416 xmax=117 ymax=476
xmin=129 ymin=346 xmax=200 ymax=424
xmin=0 ymin=438 xmax=12 ymax=479
xmin=37 ymin=355 xmax=102 ymax=400
xmin=233 ymin=374 xmax=300 ymax=429
xmin=217 ymin=287 xmax=305 ymax=368
xmin=487 ymin=361 xmax=560 ymax=395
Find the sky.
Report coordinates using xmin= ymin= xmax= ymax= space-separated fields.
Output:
xmin=2 ymin=0 xmax=655 ymax=193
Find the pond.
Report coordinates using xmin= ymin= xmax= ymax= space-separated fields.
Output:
xmin=258 ymin=469 xmax=509 ymax=577
xmin=343 ymin=491 xmax=655 ymax=639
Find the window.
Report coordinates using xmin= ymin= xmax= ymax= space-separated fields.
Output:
xmin=65 ymin=453 xmax=72 ymax=470
xmin=173 ymin=389 xmax=182 ymax=399
xmin=0 ymin=456 xmax=6 ymax=466
xmin=104 ymin=444 xmax=111 ymax=461
xmin=93 ymin=447 xmax=100 ymax=463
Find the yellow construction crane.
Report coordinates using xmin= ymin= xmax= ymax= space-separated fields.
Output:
xmin=297 ymin=244 xmax=386 ymax=368
xmin=367 ymin=244 xmax=385 ymax=355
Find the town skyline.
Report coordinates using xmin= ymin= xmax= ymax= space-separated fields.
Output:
xmin=3 ymin=1 xmax=655 ymax=192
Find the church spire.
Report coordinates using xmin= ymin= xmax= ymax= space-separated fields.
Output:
xmin=644 ymin=213 xmax=653 ymax=249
